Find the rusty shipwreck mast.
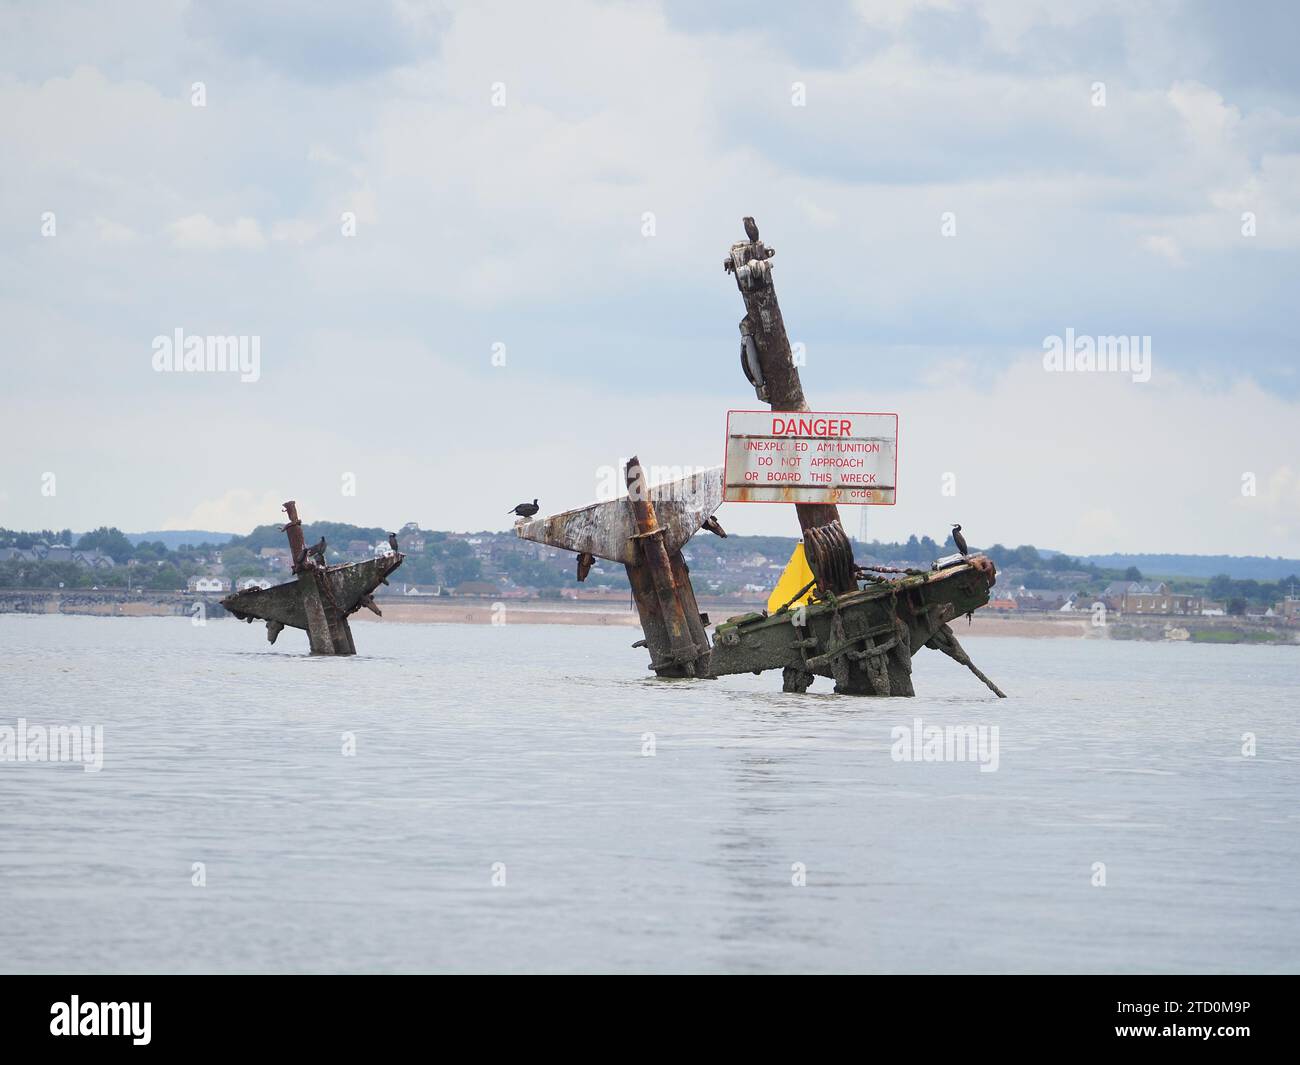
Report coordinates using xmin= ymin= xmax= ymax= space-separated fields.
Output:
xmin=515 ymin=217 xmax=1005 ymax=697
xmin=726 ymin=216 xmax=860 ymax=594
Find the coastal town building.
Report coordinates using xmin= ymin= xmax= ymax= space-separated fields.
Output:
xmin=1009 ymin=587 xmax=1071 ymax=611
xmin=187 ymin=575 xmax=231 ymax=594
xmin=1101 ymin=581 xmax=1203 ymax=616
xmin=397 ymin=523 xmax=426 ymax=553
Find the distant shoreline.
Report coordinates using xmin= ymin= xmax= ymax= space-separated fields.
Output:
xmin=354 ymin=602 xmax=1298 ymax=643
xmin=2 ymin=589 xmax=1295 ymax=643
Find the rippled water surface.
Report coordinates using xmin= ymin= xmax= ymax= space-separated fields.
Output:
xmin=1 ymin=614 xmax=1296 ymax=973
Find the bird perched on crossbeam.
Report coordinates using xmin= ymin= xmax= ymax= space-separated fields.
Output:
xmin=951 ymin=524 xmax=969 ymax=557
xmin=509 ymin=499 xmax=540 ymax=519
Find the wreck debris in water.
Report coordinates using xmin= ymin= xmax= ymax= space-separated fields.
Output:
xmin=517 ymin=217 xmax=1005 ymax=696
xmin=220 ymin=501 xmax=403 ymax=655
xmin=515 ymin=462 xmax=721 ymax=678
xmin=718 ymin=215 xmax=1003 ymax=695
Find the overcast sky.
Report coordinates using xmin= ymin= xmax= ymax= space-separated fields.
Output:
xmin=1 ymin=0 xmax=1297 ymax=556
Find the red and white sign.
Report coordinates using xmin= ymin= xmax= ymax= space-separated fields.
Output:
xmin=723 ymin=410 xmax=898 ymax=505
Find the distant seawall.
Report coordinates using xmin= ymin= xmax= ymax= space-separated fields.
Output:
xmin=0 ymin=589 xmax=227 ymax=618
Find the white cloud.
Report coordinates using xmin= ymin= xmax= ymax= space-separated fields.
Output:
xmin=835 ymin=359 xmax=1300 ymax=556
xmin=2 ymin=325 xmax=1297 ymax=557
xmin=1142 ymin=234 xmax=1184 ymax=264
xmin=854 ymin=0 xmax=959 ymax=32
xmin=168 ymin=214 xmax=266 ymax=250
xmin=163 ymin=489 xmax=286 ymax=533
xmin=94 ymin=216 xmax=139 ymax=244
xmin=1248 ymin=466 xmax=1300 ymax=545
xmin=0 ymin=0 xmax=1296 ymax=559
xmin=270 ymin=219 xmax=325 ymax=244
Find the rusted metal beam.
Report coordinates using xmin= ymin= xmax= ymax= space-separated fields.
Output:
xmin=283 ymin=500 xmax=308 ymax=572
xmin=625 ymin=560 xmax=676 ymax=674
xmin=514 ymin=467 xmax=723 ymax=565
xmin=925 ymin=622 xmax=1007 ymax=697
xmin=724 ymin=217 xmax=867 ymax=689
xmin=725 ymin=218 xmax=857 ymax=601
xmin=669 ymin=549 xmax=712 ymax=663
xmin=725 ymin=216 xmax=845 ymax=543
xmin=281 ymin=499 xmax=335 ymax=650
xmin=626 ymin=456 xmax=708 ymax=677
xmin=514 ymin=462 xmax=718 ymax=678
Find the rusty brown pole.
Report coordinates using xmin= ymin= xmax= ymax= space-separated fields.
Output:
xmin=283 ymin=500 xmax=338 ymax=654
xmin=282 ymin=500 xmax=307 ymax=571
xmin=726 ymin=218 xmax=868 ymax=693
xmin=668 ymin=550 xmax=712 ymax=664
xmin=626 ymin=456 xmax=703 ymax=677
xmin=726 ymin=217 xmax=845 ymax=541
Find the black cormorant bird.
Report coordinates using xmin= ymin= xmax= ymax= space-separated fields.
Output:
xmin=951 ymin=524 xmax=969 ymax=557
xmin=509 ymin=499 xmax=540 ymax=519
xmin=387 ymin=532 xmax=400 ymax=553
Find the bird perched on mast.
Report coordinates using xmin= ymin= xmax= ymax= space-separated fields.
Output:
xmin=304 ymin=536 xmax=327 ymax=567
xmin=509 ymin=499 xmax=540 ymax=519
xmin=951 ymin=524 xmax=969 ymax=557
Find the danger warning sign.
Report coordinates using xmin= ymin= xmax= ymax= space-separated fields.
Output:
xmin=723 ymin=410 xmax=898 ymax=505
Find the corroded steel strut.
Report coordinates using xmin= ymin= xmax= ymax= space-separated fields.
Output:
xmin=626 ymin=456 xmax=710 ymax=677
xmin=726 ymin=220 xmax=847 ymax=544
xmin=514 ymin=464 xmax=719 ymax=678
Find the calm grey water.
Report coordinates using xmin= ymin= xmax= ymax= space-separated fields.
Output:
xmin=1 ymin=613 xmax=1296 ymax=974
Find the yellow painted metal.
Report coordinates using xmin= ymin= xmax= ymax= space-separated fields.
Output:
xmin=766 ymin=541 xmax=816 ymax=614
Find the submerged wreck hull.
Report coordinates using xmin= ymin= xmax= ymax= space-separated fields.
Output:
xmin=221 ymin=554 xmax=403 ymax=655
xmin=708 ymin=557 xmax=998 ymax=696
